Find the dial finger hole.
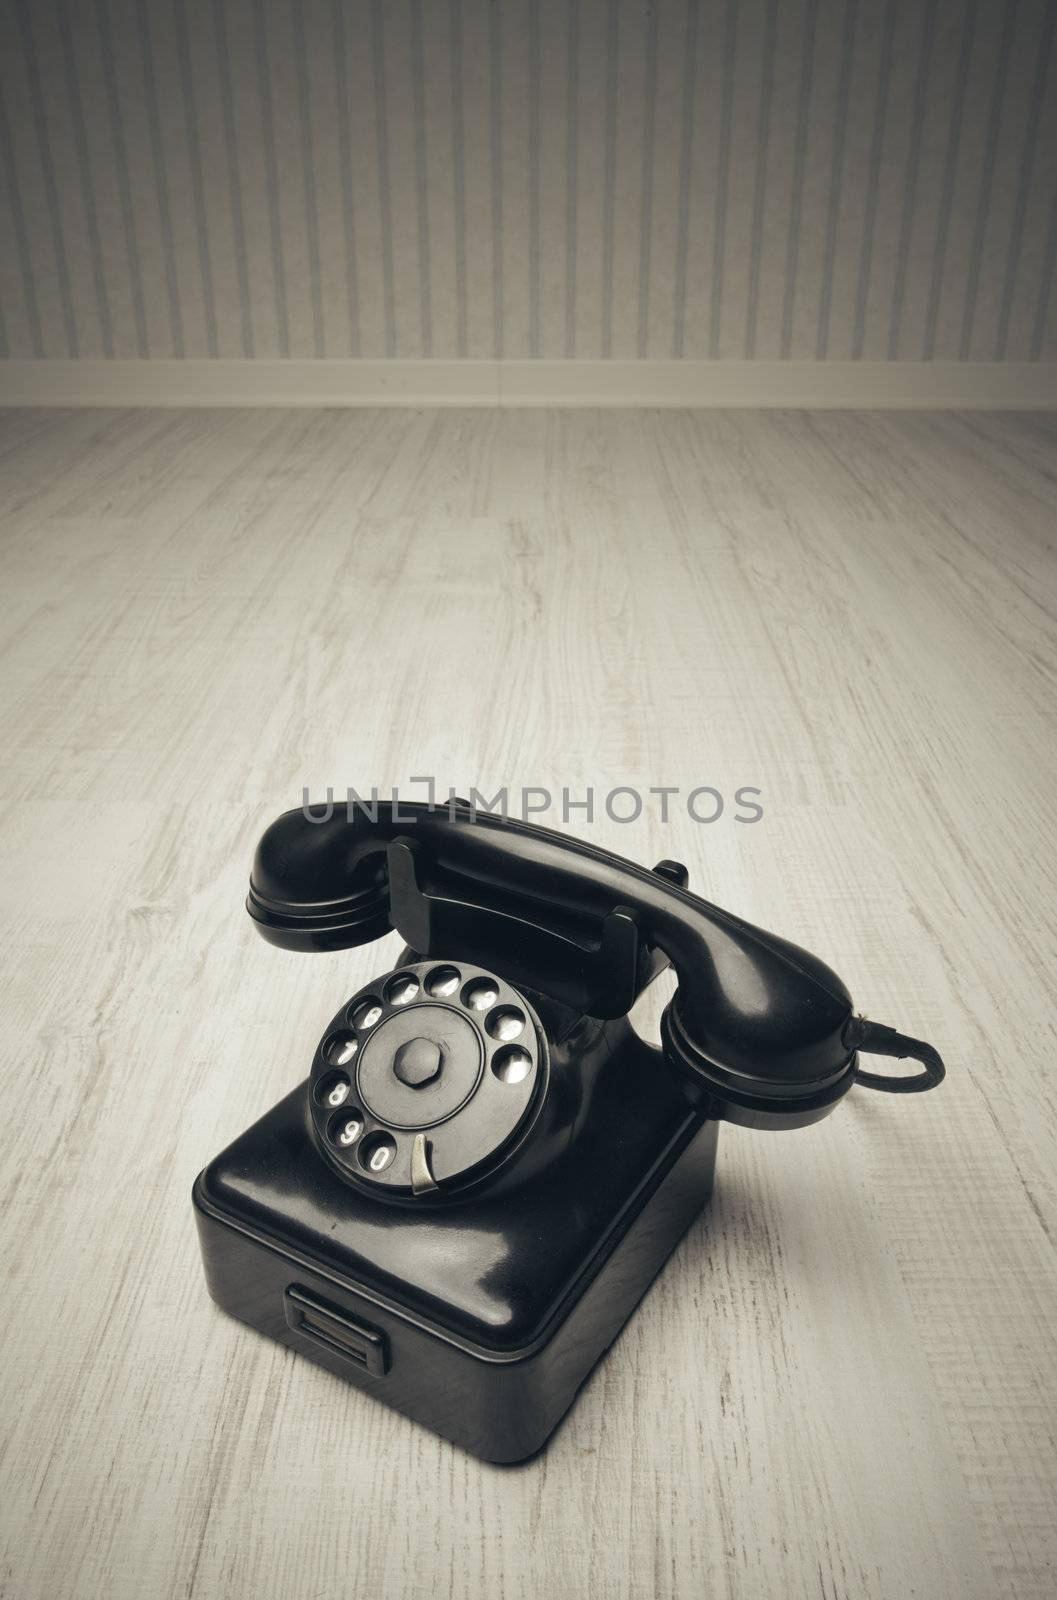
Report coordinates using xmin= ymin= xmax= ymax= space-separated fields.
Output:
xmin=359 ymin=1131 xmax=397 ymax=1173
xmin=486 ymin=1005 xmax=526 ymax=1042
xmin=462 ymin=978 xmax=499 ymax=1011
xmin=491 ymin=1045 xmax=533 ymax=1085
xmin=424 ymin=965 xmax=460 ymax=998
xmin=349 ymin=999 xmax=383 ymax=1031
xmin=316 ymin=1071 xmax=351 ymax=1107
xmin=329 ymin=1109 xmax=365 ymax=1147
xmin=384 ymin=972 xmax=420 ymax=1006
xmin=323 ymin=1030 xmax=359 ymax=1066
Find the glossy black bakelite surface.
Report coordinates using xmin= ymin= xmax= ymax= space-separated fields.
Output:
xmin=200 ymin=1010 xmax=706 ymax=1349
xmin=195 ymin=804 xmax=944 ymax=1459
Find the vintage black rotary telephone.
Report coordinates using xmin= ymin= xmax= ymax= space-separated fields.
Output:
xmin=194 ymin=803 xmax=944 ymax=1461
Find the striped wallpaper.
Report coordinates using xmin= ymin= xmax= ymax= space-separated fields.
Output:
xmin=0 ymin=0 xmax=1055 ymax=364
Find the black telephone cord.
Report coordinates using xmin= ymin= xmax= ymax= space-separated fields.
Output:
xmin=845 ymin=1018 xmax=946 ymax=1094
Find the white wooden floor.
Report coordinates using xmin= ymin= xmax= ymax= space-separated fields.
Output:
xmin=1 ymin=406 xmax=1055 ymax=1600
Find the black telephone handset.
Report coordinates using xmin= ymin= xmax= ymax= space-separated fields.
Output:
xmin=248 ymin=800 xmax=943 ymax=1127
xmin=195 ymin=804 xmax=945 ymax=1461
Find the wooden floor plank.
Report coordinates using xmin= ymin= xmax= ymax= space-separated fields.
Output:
xmin=0 ymin=408 xmax=1054 ymax=1600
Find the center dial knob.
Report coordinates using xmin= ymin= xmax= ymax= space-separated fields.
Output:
xmin=393 ymin=1036 xmax=444 ymax=1087
xmin=356 ymin=1005 xmax=482 ymax=1129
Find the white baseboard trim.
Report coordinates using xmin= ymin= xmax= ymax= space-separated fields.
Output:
xmin=1 ymin=358 xmax=1055 ymax=409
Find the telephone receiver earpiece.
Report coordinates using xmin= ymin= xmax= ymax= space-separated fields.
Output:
xmin=247 ymin=803 xmax=944 ymax=1130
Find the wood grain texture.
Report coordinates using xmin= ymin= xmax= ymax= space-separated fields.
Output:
xmin=0 ymin=407 xmax=1054 ymax=1600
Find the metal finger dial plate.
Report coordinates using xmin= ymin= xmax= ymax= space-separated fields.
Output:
xmin=308 ymin=960 xmax=547 ymax=1199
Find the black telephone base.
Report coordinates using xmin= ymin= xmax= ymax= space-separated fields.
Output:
xmin=193 ymin=1015 xmax=718 ymax=1464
